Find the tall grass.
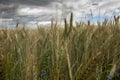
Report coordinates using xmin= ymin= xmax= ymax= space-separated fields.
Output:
xmin=0 ymin=14 xmax=120 ymax=80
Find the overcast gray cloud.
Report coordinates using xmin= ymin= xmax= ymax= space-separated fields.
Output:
xmin=0 ymin=0 xmax=120 ymax=28
xmin=0 ymin=3 xmax=18 ymax=18
xmin=0 ymin=0 xmax=56 ymax=6
xmin=0 ymin=0 xmax=57 ymax=18
xmin=0 ymin=0 xmax=57 ymax=28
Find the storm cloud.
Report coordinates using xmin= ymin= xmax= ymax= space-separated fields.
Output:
xmin=0 ymin=0 xmax=58 ymax=18
xmin=0 ymin=0 xmax=120 ymax=28
xmin=0 ymin=0 xmax=56 ymax=6
xmin=0 ymin=3 xmax=18 ymax=18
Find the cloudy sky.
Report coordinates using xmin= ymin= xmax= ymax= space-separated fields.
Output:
xmin=0 ymin=0 xmax=120 ymax=28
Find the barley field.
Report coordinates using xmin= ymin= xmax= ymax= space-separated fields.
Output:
xmin=0 ymin=13 xmax=120 ymax=80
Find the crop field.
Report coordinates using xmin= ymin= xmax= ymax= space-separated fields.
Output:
xmin=0 ymin=13 xmax=120 ymax=80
